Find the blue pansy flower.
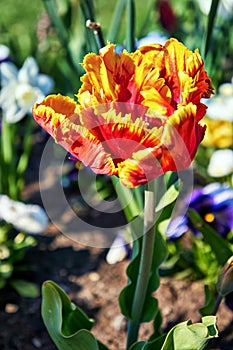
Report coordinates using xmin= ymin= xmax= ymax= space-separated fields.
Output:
xmin=166 ymin=183 xmax=233 ymax=239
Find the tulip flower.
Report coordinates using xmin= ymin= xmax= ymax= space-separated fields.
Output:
xmin=33 ymin=38 xmax=213 ymax=188
xmin=217 ymin=256 xmax=233 ymax=296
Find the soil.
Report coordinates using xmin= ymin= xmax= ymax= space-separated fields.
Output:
xmin=0 ymin=133 xmax=232 ymax=350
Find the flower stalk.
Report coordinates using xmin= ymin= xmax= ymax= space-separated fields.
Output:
xmin=126 ymin=180 xmax=156 ymax=349
xmin=1 ymin=118 xmax=17 ymax=199
xmin=86 ymin=20 xmax=105 ymax=50
xmin=126 ymin=0 xmax=135 ymax=52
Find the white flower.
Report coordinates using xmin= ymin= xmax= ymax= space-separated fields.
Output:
xmin=0 ymin=57 xmax=54 ymax=123
xmin=137 ymin=31 xmax=168 ymax=47
xmin=197 ymin=0 xmax=233 ymax=18
xmin=0 ymin=45 xmax=10 ymax=62
xmin=0 ymin=195 xmax=49 ymax=234
xmin=106 ymin=231 xmax=130 ymax=264
xmin=208 ymin=149 xmax=233 ymax=177
xmin=204 ymin=81 xmax=233 ymax=121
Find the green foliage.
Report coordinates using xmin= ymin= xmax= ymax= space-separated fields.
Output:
xmin=188 ymin=209 xmax=233 ymax=266
xmin=0 ymin=117 xmax=33 ymax=200
xmin=42 ymin=281 xmax=217 ymax=350
xmin=10 ymin=279 xmax=40 ymax=298
xmin=199 ymin=285 xmax=217 ymax=317
xmin=155 ymin=181 xmax=180 ymax=213
xmin=203 ymin=0 xmax=220 ymax=58
xmin=119 ymin=217 xmax=167 ymax=324
xmin=42 ymin=280 xmax=109 ymax=350
xmin=111 ymin=176 xmax=143 ymax=223
xmin=0 ymin=223 xmax=38 ymax=296
xmin=130 ymin=316 xmax=218 ymax=350
xmin=159 ymin=316 xmax=218 ymax=350
xmin=0 ymin=0 xmax=44 ymax=63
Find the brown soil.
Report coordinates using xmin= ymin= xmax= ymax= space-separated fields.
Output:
xmin=0 ymin=135 xmax=232 ymax=350
xmin=0 ymin=224 xmax=233 ymax=350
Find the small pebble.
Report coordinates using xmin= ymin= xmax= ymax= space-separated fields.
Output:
xmin=111 ymin=314 xmax=126 ymax=331
xmin=89 ymin=272 xmax=100 ymax=282
xmin=5 ymin=303 xmax=19 ymax=313
xmin=32 ymin=337 xmax=42 ymax=348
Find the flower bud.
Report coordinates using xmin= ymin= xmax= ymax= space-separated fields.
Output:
xmin=217 ymin=256 xmax=233 ymax=296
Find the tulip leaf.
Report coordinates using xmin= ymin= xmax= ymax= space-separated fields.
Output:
xmin=131 ymin=316 xmax=217 ymax=350
xmin=199 ymin=285 xmax=216 ymax=317
xmin=159 ymin=316 xmax=218 ymax=350
xmin=111 ymin=176 xmax=142 ymax=222
xmin=119 ymin=227 xmax=167 ymax=322
xmin=42 ymin=280 xmax=103 ymax=350
xmin=155 ymin=182 xmax=179 ymax=212
xmin=107 ymin=0 xmax=126 ymax=42
xmin=188 ymin=209 xmax=233 ymax=266
xmin=129 ymin=341 xmax=146 ymax=350
xmin=10 ymin=279 xmax=40 ymax=297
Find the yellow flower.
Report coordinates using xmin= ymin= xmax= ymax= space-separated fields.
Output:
xmin=201 ymin=117 xmax=233 ymax=149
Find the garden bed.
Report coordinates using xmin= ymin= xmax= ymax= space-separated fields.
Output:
xmin=0 ymin=219 xmax=233 ymax=350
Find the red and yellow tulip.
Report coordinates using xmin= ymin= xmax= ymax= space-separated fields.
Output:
xmin=33 ymin=38 xmax=213 ymax=188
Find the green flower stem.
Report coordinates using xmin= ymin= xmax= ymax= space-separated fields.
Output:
xmin=1 ymin=118 xmax=17 ymax=199
xmin=203 ymin=0 xmax=220 ymax=58
xmin=16 ymin=117 xmax=33 ymax=199
xmin=126 ymin=181 xmax=156 ymax=349
xmin=126 ymin=0 xmax=135 ymax=52
xmin=86 ymin=20 xmax=105 ymax=51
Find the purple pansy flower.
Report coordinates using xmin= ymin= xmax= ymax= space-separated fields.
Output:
xmin=166 ymin=183 xmax=233 ymax=239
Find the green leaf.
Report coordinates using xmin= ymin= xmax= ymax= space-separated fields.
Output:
xmin=0 ymin=263 xmax=13 ymax=278
xmin=142 ymin=229 xmax=167 ymax=322
xmin=204 ymin=0 xmax=220 ymax=58
xmin=155 ymin=182 xmax=179 ymax=212
xmin=188 ymin=209 xmax=233 ymax=266
xmin=0 ymin=277 xmax=6 ymax=289
xmin=43 ymin=0 xmax=83 ymax=76
xmin=10 ymin=279 xmax=40 ymax=297
xmin=111 ymin=176 xmax=142 ymax=222
xmin=129 ymin=335 xmax=166 ymax=350
xmin=42 ymin=280 xmax=100 ymax=350
xmin=119 ymin=228 xmax=167 ymax=322
xmin=146 ymin=334 xmax=166 ymax=350
xmin=140 ymin=316 xmax=217 ymax=350
xmin=129 ymin=341 xmax=147 ymax=350
xmin=119 ymin=237 xmax=141 ymax=319
xmin=107 ymin=0 xmax=126 ymax=42
xmin=149 ymin=309 xmax=163 ymax=341
xmin=16 ymin=116 xmax=33 ymax=195
xmin=199 ymin=285 xmax=217 ymax=317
